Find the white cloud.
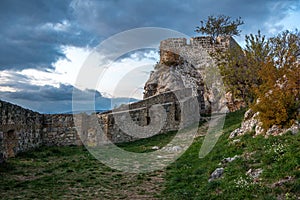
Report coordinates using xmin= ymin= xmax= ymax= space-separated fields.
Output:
xmin=1 ymin=46 xmax=158 ymax=100
xmin=53 ymin=45 xmax=91 ymax=85
xmin=15 ymin=45 xmax=91 ymax=88
xmin=0 ymin=86 xmax=18 ymax=92
xmin=97 ymin=50 xmax=159 ymax=99
xmin=40 ymin=20 xmax=71 ymax=32
xmin=277 ymin=10 xmax=300 ymax=31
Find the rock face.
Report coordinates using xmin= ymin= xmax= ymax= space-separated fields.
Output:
xmin=144 ymin=62 xmax=205 ymax=109
xmin=143 ymin=36 xmax=241 ymax=113
xmin=225 ymin=92 xmax=246 ymax=112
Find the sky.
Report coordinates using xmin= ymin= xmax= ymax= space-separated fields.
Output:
xmin=0 ymin=0 xmax=299 ymax=113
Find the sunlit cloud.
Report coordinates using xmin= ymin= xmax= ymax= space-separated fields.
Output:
xmin=97 ymin=50 xmax=159 ymax=99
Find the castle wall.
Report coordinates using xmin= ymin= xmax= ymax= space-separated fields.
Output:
xmin=95 ymin=89 xmax=199 ymax=144
xmin=0 ymin=101 xmax=43 ymax=160
xmin=159 ymin=36 xmax=236 ymax=69
xmin=42 ymin=114 xmax=81 ymax=146
xmin=0 ymin=101 xmax=84 ymax=161
xmin=103 ymin=102 xmax=179 ymax=143
xmin=0 ymin=88 xmax=200 ymax=161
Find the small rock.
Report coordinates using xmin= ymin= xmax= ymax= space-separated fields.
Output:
xmin=171 ymin=146 xmax=182 ymax=151
xmin=209 ymin=167 xmax=224 ymax=182
xmin=163 ymin=145 xmax=182 ymax=152
xmin=271 ymin=176 xmax=293 ymax=188
xmin=221 ymin=155 xmax=239 ymax=164
xmin=254 ymin=122 xmax=264 ymax=136
xmin=229 ymin=128 xmax=240 ymax=138
xmin=232 ymin=139 xmax=241 ymax=144
xmin=286 ymin=123 xmax=299 ymax=135
xmin=266 ymin=125 xmax=282 ymax=136
xmin=244 ymin=109 xmax=254 ymax=120
xmin=151 ymin=146 xmax=160 ymax=150
xmin=246 ymin=168 xmax=263 ymax=179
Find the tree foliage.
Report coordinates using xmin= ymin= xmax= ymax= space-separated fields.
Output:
xmin=215 ymin=31 xmax=270 ymax=104
xmin=195 ymin=15 xmax=244 ymax=42
xmin=252 ymin=30 xmax=300 ymax=129
xmin=215 ymin=28 xmax=299 ymax=130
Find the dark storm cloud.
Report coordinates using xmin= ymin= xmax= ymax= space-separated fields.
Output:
xmin=71 ymin=0 xmax=299 ymax=38
xmin=1 ymin=83 xmax=104 ymax=101
xmin=1 ymin=0 xmax=299 ymax=71
xmin=0 ymin=81 xmax=137 ymax=113
xmin=0 ymin=0 xmax=96 ymax=70
xmin=0 ymin=70 xmax=107 ymax=112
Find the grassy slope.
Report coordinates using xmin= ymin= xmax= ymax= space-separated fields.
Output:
xmin=162 ymin=109 xmax=300 ymax=200
xmin=0 ymin=110 xmax=299 ymax=199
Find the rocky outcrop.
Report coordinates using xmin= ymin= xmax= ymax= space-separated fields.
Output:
xmin=246 ymin=168 xmax=263 ymax=179
xmin=144 ymin=62 xmax=205 ymax=110
xmin=144 ymin=36 xmax=242 ymax=113
xmin=230 ymin=109 xmax=300 ymax=138
xmin=225 ymin=92 xmax=246 ymax=112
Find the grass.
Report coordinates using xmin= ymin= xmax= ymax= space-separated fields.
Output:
xmin=0 ymin=109 xmax=299 ymax=199
xmin=116 ymin=130 xmax=178 ymax=153
xmin=0 ymin=131 xmax=177 ymax=199
xmin=161 ymin=109 xmax=300 ymax=199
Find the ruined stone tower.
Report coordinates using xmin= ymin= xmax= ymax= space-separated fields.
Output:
xmin=144 ymin=36 xmax=239 ymax=113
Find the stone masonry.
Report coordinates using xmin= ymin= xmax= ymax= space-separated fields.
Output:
xmin=0 ymin=88 xmax=199 ymax=161
xmin=0 ymin=100 xmax=81 ymax=161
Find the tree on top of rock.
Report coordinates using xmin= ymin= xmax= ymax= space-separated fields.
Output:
xmin=195 ymin=15 xmax=244 ymax=42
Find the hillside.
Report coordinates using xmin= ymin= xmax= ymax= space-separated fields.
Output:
xmin=1 ymin=110 xmax=299 ymax=199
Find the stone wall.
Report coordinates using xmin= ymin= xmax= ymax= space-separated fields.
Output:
xmin=0 ymin=101 xmax=82 ymax=161
xmin=159 ymin=36 xmax=238 ymax=68
xmin=79 ymin=89 xmax=200 ymax=145
xmin=0 ymin=101 xmax=43 ymax=160
xmin=98 ymin=91 xmax=182 ymax=144
xmin=0 ymin=88 xmax=201 ymax=161
xmin=42 ymin=114 xmax=81 ymax=146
